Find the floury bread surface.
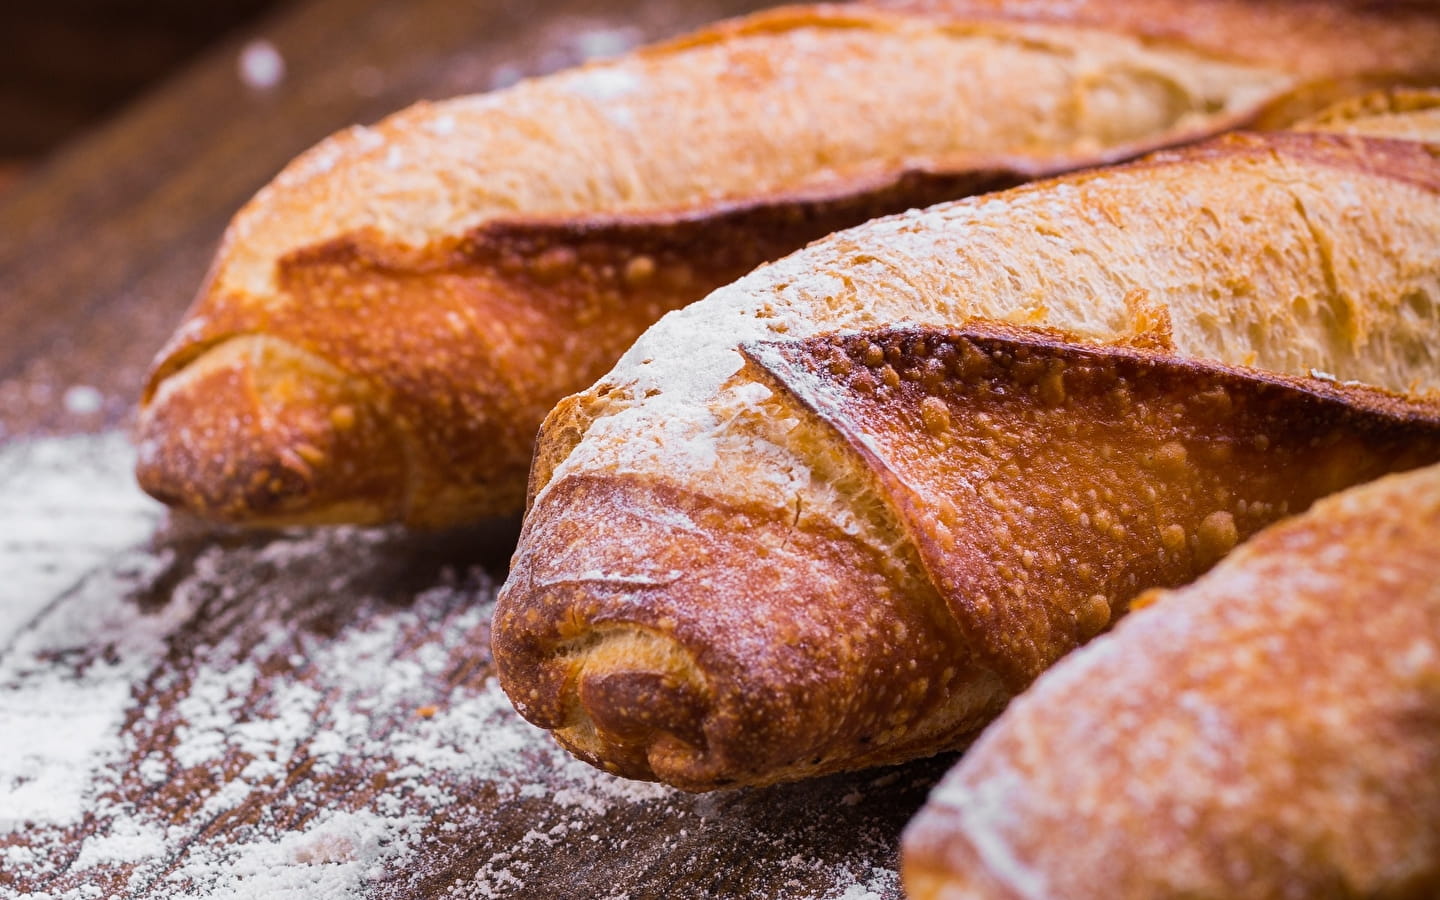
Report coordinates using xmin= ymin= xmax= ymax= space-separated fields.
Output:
xmin=494 ymin=113 xmax=1440 ymax=790
xmin=901 ymin=463 xmax=1440 ymax=900
xmin=135 ymin=1 xmax=1440 ymax=528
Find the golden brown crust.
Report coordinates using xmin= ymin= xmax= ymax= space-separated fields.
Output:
xmin=138 ymin=0 xmax=1440 ymax=528
xmin=742 ymin=323 xmax=1440 ymax=689
xmin=495 ymin=473 xmax=1007 ymax=790
xmin=1140 ymin=128 xmax=1440 ymax=195
xmin=871 ymin=0 xmax=1440 ymax=127
xmin=502 ymin=319 xmax=1440 ymax=789
xmin=140 ymin=170 xmax=1030 ymax=526
xmin=1303 ymin=86 xmax=1440 ymax=124
xmin=136 ymin=336 xmax=409 ymax=525
xmin=1297 ymin=86 xmax=1440 ymax=141
xmin=870 ymin=0 xmax=1440 ymax=80
xmin=902 ymin=463 xmax=1440 ymax=900
xmin=496 ymin=117 xmax=1440 ymax=790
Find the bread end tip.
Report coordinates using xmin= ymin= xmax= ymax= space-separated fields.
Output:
xmin=135 ymin=335 xmax=406 ymax=527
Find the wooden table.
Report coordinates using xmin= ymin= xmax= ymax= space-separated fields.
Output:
xmin=0 ymin=0 xmax=952 ymax=895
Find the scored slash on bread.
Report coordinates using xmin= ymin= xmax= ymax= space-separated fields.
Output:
xmin=134 ymin=0 xmax=1440 ymax=528
xmin=740 ymin=323 xmax=1440 ymax=691
xmin=494 ymin=104 xmax=1440 ymax=790
xmin=900 ymin=462 xmax=1440 ymax=900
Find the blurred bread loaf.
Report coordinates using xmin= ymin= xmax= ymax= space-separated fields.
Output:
xmin=1295 ymin=86 xmax=1440 ymax=140
xmin=134 ymin=0 xmax=1440 ymax=528
xmin=902 ymin=462 xmax=1440 ymax=900
xmin=877 ymin=0 xmax=1440 ymax=120
xmin=494 ymin=103 xmax=1440 ymax=790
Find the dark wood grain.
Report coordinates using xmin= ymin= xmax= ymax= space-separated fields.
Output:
xmin=0 ymin=0 xmax=947 ymax=896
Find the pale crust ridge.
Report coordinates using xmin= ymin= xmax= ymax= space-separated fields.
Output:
xmin=1297 ymin=86 xmax=1440 ymax=140
xmin=902 ymin=462 xmax=1440 ymax=900
xmin=496 ymin=119 xmax=1440 ymax=789
xmin=875 ymin=0 xmax=1440 ymax=81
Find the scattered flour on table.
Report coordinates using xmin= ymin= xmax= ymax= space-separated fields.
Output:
xmin=0 ymin=433 xmax=905 ymax=899
xmin=0 ymin=434 xmax=171 ymax=835
xmin=0 ymin=432 xmax=162 ymax=645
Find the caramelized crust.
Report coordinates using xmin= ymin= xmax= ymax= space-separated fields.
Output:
xmin=502 ymin=321 xmax=1440 ymax=789
xmin=875 ymin=1 xmax=1440 ymax=127
xmin=495 ymin=474 xmax=1007 ymax=790
xmin=496 ymin=115 xmax=1440 ymax=789
xmin=137 ymin=1 xmax=1440 ymax=527
xmin=139 ymin=173 xmax=1022 ymax=526
xmin=744 ymin=324 xmax=1440 ymax=688
xmin=874 ymin=0 xmax=1440 ymax=80
xmin=902 ymin=463 xmax=1440 ymax=900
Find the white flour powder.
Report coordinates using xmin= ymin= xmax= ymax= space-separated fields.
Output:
xmin=0 ymin=433 xmax=162 ymax=645
xmin=0 ymin=433 xmax=909 ymax=899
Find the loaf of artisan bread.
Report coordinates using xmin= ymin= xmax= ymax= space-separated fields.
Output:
xmin=493 ymin=102 xmax=1440 ymax=791
xmin=134 ymin=0 xmax=1440 ymax=528
xmin=901 ymin=461 xmax=1440 ymax=900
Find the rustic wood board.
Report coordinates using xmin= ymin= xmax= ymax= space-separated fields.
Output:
xmin=0 ymin=0 xmax=952 ymax=896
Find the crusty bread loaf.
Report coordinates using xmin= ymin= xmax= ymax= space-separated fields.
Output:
xmin=134 ymin=1 xmax=1440 ymax=528
xmin=494 ymin=112 xmax=1440 ymax=790
xmin=901 ymin=462 xmax=1440 ymax=900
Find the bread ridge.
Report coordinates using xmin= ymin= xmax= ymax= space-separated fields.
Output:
xmin=139 ymin=170 xmax=1028 ymax=525
xmin=900 ymin=462 xmax=1440 ymax=899
xmin=1297 ymin=86 xmax=1440 ymax=141
xmin=498 ymin=122 xmax=1440 ymax=787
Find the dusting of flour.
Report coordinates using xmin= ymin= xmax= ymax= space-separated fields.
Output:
xmin=0 ymin=433 xmax=915 ymax=899
xmin=0 ymin=432 xmax=162 ymax=645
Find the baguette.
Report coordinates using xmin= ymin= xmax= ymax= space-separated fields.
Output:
xmin=901 ymin=462 xmax=1440 ymax=900
xmin=134 ymin=1 xmax=1440 ymax=528
xmin=494 ymin=111 xmax=1440 ymax=790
